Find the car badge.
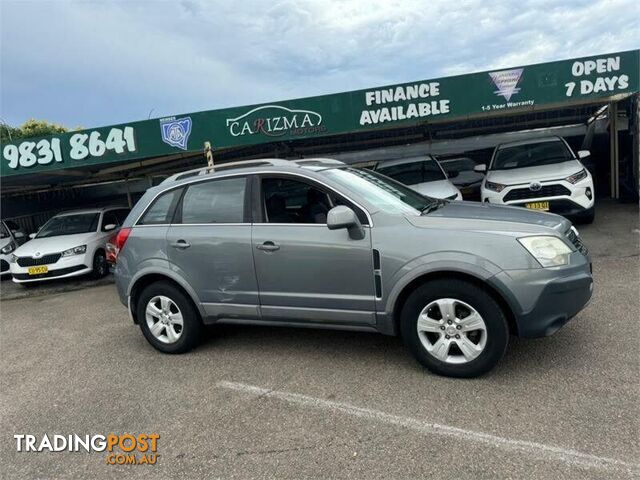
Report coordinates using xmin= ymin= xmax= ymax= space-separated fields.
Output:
xmin=34 ymin=252 xmax=41 ymax=258
xmin=529 ymin=182 xmax=542 ymax=192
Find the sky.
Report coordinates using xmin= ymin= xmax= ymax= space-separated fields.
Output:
xmin=1 ymin=0 xmax=639 ymax=129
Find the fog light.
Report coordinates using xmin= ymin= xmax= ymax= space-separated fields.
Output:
xmin=585 ymin=187 xmax=592 ymax=199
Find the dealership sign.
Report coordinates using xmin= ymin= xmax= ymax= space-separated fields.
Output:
xmin=225 ymin=105 xmax=324 ymax=137
xmin=2 ymin=49 xmax=638 ymax=177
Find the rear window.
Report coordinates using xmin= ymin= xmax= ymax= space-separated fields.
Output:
xmin=179 ymin=177 xmax=246 ymax=224
xmin=377 ymin=160 xmax=445 ymax=185
xmin=442 ymin=159 xmax=476 ymax=173
xmin=138 ymin=188 xmax=183 ymax=225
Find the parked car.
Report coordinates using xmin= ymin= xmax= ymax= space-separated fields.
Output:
xmin=477 ymin=137 xmax=595 ymax=223
xmin=1 ymin=220 xmax=27 ymax=278
xmin=9 ymin=207 xmax=130 ymax=284
xmin=439 ymin=157 xmax=484 ymax=200
xmin=113 ymin=158 xmax=592 ymax=378
xmin=372 ymin=156 xmax=462 ymax=200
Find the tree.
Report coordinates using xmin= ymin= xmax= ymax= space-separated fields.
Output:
xmin=0 ymin=119 xmax=70 ymax=143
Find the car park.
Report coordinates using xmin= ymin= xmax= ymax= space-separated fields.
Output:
xmin=372 ymin=156 xmax=463 ymax=200
xmin=439 ymin=157 xmax=484 ymax=200
xmin=0 ymin=220 xmax=27 ymax=278
xmin=9 ymin=207 xmax=130 ymax=284
xmin=114 ymin=158 xmax=592 ymax=378
xmin=477 ymin=137 xmax=595 ymax=223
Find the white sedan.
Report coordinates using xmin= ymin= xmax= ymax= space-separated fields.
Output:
xmin=9 ymin=207 xmax=130 ymax=284
xmin=373 ymin=156 xmax=463 ymax=200
xmin=1 ymin=220 xmax=27 ymax=277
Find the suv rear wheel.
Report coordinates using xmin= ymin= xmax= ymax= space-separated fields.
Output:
xmin=400 ymin=279 xmax=509 ymax=378
xmin=137 ymin=282 xmax=202 ymax=353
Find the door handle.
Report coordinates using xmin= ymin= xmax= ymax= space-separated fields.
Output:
xmin=256 ymin=241 xmax=280 ymax=252
xmin=170 ymin=240 xmax=191 ymax=249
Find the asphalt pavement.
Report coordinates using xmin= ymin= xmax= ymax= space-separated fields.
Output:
xmin=1 ymin=200 xmax=638 ymax=479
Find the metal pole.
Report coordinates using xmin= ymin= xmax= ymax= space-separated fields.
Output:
xmin=609 ymin=102 xmax=619 ymax=199
xmin=633 ymin=94 xmax=639 ymax=200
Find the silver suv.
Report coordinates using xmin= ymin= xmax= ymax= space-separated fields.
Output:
xmin=114 ymin=159 xmax=593 ymax=377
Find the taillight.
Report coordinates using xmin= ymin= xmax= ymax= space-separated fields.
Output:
xmin=110 ymin=227 xmax=132 ymax=264
xmin=106 ymin=234 xmax=118 ymax=264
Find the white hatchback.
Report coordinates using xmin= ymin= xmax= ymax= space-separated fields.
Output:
xmin=9 ymin=207 xmax=130 ymax=284
xmin=373 ymin=156 xmax=462 ymax=200
xmin=477 ymin=137 xmax=595 ymax=223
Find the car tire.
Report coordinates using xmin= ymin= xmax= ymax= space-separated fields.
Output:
xmin=400 ymin=279 xmax=509 ymax=378
xmin=137 ymin=281 xmax=202 ymax=354
xmin=91 ymin=250 xmax=108 ymax=279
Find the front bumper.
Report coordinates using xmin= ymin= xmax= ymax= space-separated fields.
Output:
xmin=482 ymin=178 xmax=594 ymax=215
xmin=10 ymin=253 xmax=92 ymax=283
xmin=490 ymin=252 xmax=593 ymax=338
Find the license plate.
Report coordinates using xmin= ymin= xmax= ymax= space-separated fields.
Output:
xmin=525 ymin=201 xmax=549 ymax=211
xmin=28 ymin=266 xmax=48 ymax=275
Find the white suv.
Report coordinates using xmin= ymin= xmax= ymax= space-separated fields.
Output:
xmin=9 ymin=207 xmax=129 ymax=284
xmin=477 ymin=137 xmax=595 ymax=223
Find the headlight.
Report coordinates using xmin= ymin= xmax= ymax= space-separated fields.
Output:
xmin=1 ymin=242 xmax=16 ymax=255
xmin=485 ymin=180 xmax=507 ymax=192
xmin=518 ymin=236 xmax=572 ymax=267
xmin=566 ymin=168 xmax=588 ymax=184
xmin=61 ymin=245 xmax=87 ymax=257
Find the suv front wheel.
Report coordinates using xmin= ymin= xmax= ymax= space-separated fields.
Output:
xmin=137 ymin=282 xmax=202 ymax=353
xmin=400 ymin=279 xmax=509 ymax=378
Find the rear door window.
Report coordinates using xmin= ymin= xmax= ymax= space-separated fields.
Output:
xmin=178 ymin=177 xmax=246 ymax=224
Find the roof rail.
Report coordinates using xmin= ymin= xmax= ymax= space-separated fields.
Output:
xmin=161 ymin=159 xmax=292 ymax=184
xmin=292 ymin=158 xmax=345 ymax=166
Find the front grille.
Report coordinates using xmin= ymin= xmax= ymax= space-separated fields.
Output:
xmin=504 ymin=184 xmax=571 ymax=202
xmin=566 ymin=228 xmax=589 ymax=256
xmin=16 ymin=253 xmax=61 ymax=267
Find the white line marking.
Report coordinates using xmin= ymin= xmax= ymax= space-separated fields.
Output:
xmin=217 ymin=381 xmax=639 ymax=474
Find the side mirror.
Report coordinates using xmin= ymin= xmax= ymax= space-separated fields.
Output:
xmin=577 ymin=150 xmax=590 ymax=159
xmin=474 ymin=164 xmax=487 ymax=173
xmin=327 ymin=206 xmax=365 ymax=240
xmin=447 ymin=169 xmax=459 ymax=179
xmin=29 ymin=233 xmax=37 ymax=239
xmin=13 ymin=230 xmax=25 ymax=239
xmin=103 ymin=224 xmax=117 ymax=232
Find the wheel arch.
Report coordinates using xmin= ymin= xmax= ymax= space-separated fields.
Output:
xmin=390 ymin=270 xmax=518 ymax=337
xmin=128 ymin=271 xmax=204 ymax=324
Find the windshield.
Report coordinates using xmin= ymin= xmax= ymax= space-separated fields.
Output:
xmin=491 ymin=140 xmax=573 ymax=170
xmin=376 ymin=159 xmax=446 ymax=185
xmin=37 ymin=213 xmax=100 ymax=238
xmin=323 ymin=167 xmax=436 ymax=215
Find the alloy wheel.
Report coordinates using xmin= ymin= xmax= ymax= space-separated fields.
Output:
xmin=416 ymin=298 xmax=487 ymax=364
xmin=145 ymin=295 xmax=184 ymax=344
